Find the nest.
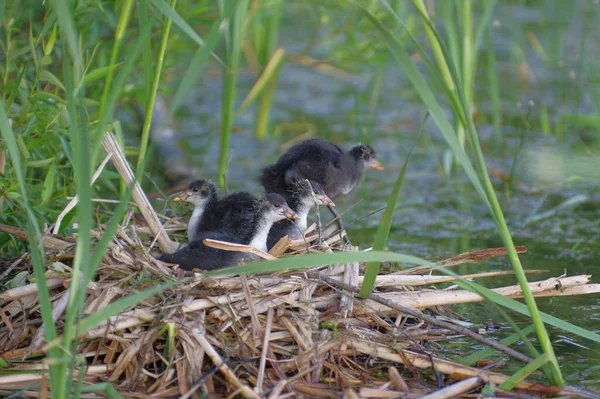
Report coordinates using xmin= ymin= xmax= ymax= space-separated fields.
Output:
xmin=0 ymin=134 xmax=598 ymax=398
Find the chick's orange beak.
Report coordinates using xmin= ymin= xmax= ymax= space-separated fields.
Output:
xmin=367 ymin=159 xmax=384 ymax=171
xmin=285 ymin=208 xmax=300 ymax=220
xmin=174 ymin=192 xmax=190 ymax=202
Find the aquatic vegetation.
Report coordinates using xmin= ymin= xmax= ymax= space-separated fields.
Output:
xmin=1 ymin=0 xmax=599 ymax=396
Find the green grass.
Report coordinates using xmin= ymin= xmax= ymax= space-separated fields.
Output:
xmin=361 ymin=0 xmax=564 ymax=385
xmin=251 ymin=0 xmax=284 ymax=140
xmin=218 ymin=0 xmax=250 ymax=189
xmin=1 ymin=0 xmax=599 ymax=394
xmin=358 ymin=128 xmax=418 ymax=298
xmin=0 ymin=1 xmax=219 ymax=396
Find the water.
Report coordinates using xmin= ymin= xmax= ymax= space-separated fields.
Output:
xmin=159 ymin=1 xmax=600 ymax=386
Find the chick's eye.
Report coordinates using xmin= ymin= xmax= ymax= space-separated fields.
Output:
xmin=274 ymin=203 xmax=281 ymax=208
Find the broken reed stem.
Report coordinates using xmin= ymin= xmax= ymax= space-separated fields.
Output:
xmin=0 ymin=224 xmax=72 ymax=251
xmin=312 ymin=272 xmax=533 ymax=364
xmin=101 ymin=132 xmax=175 ymax=253
xmin=417 ymin=377 xmax=483 ymax=399
xmin=193 ymin=332 xmax=260 ymax=399
xmin=203 ymin=239 xmax=277 ymax=260
xmin=337 ymin=269 xmax=548 ymax=288
xmin=256 ymin=307 xmax=274 ymax=394
xmin=53 ymin=151 xmax=114 ymax=234
xmin=437 ymin=245 xmax=528 ymax=266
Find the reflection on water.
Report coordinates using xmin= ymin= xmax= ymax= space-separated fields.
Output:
xmin=164 ymin=0 xmax=600 ymax=384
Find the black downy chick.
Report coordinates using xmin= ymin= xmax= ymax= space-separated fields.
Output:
xmin=158 ymin=194 xmax=298 ymax=271
xmin=174 ymin=179 xmax=218 ymax=242
xmin=195 ymin=191 xmax=261 ymax=244
xmin=266 ymin=177 xmax=334 ymax=249
xmin=260 ymin=138 xmax=383 ymax=201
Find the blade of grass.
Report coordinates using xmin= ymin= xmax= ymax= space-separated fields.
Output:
xmin=368 ymin=1 xmax=564 ymax=384
xmin=77 ymin=281 xmax=177 ymax=334
xmin=98 ymin=0 xmax=134 ymax=123
xmin=408 ymin=3 xmax=564 ymax=383
xmin=411 ymin=0 xmax=454 ymax=92
xmin=218 ymin=0 xmax=250 ymax=189
xmin=486 ymin=28 xmax=502 ymax=143
xmin=91 ymin=21 xmax=153 ymax=163
xmin=358 ymin=117 xmax=422 ymax=298
xmin=80 ymin=383 xmax=123 ymax=399
xmin=360 ymin=7 xmax=492 ymax=214
xmin=500 ymin=353 xmax=550 ymax=391
xmin=524 ymin=194 xmax=589 ymax=226
xmin=169 ymin=7 xmax=231 ymax=116
xmin=254 ymin=67 xmax=281 ymax=139
xmin=0 ymin=100 xmax=62 ymax=392
xmin=209 ymin=250 xmax=434 ymax=276
xmin=253 ymin=0 xmax=284 ymax=139
xmin=460 ymin=0 xmax=473 ymax=105
xmin=236 ymin=48 xmax=285 ymax=115
xmin=80 ymin=63 xmax=123 ymax=87
xmin=60 ymin=37 xmax=91 ymax=399
xmin=472 ymin=0 xmax=497 ymax=63
xmin=458 ymin=324 xmax=537 ymax=366
xmin=149 ymin=0 xmax=205 ymax=46
xmin=137 ymin=0 xmax=176 ymax=175
xmin=485 ymin=301 xmax=553 ymax=380
xmin=51 ymin=0 xmax=81 ymax=81
xmin=440 ymin=2 xmax=459 ymax=63
xmin=4 ymin=66 xmax=26 ymax=109
xmin=138 ymin=0 xmax=153 ymax=100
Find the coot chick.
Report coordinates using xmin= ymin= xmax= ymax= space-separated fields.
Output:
xmin=260 ymin=138 xmax=383 ymax=200
xmin=174 ymin=179 xmax=218 ymax=242
xmin=159 ymin=193 xmax=298 ymax=270
xmin=158 ymin=231 xmax=249 ymax=271
xmin=194 ymin=191 xmax=261 ymax=245
xmin=267 ymin=179 xmax=334 ymax=249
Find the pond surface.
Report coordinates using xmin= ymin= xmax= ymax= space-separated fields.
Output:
xmin=157 ymin=0 xmax=600 ymax=386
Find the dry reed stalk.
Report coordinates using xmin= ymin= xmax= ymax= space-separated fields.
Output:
xmin=0 ymin=279 xmax=64 ymax=301
xmin=402 ymin=245 xmax=529 ymax=275
xmin=0 ymin=364 xmax=114 ymax=388
xmin=0 ymin=256 xmax=26 ymax=280
xmin=354 ymin=275 xmax=593 ymax=312
xmin=521 ymin=284 xmax=600 ymax=298
xmin=53 ymin=151 xmax=113 ymax=234
xmin=0 ymin=224 xmax=73 ymax=251
xmin=340 ymin=245 xmax=359 ymax=315
xmin=290 ymin=54 xmax=354 ymax=80
xmin=203 ymin=239 xmax=277 ymax=260
xmin=333 ymin=269 xmax=547 ymax=288
xmin=101 ymin=132 xmax=175 ymax=253
xmin=255 ymin=306 xmax=274 ymax=394
xmin=417 ymin=376 xmax=483 ymax=399
xmin=356 ymin=386 xmax=408 ymax=398
xmin=31 ymin=288 xmax=71 ymax=350
xmin=388 ymin=366 xmax=410 ymax=392
xmin=193 ymin=331 xmax=260 ymax=399
xmin=268 ymin=235 xmax=292 ymax=257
